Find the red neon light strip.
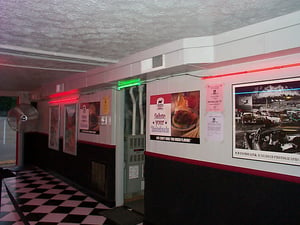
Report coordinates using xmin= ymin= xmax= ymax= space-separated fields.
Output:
xmin=49 ymin=89 xmax=78 ymax=98
xmin=202 ymin=63 xmax=300 ymax=79
xmin=49 ymin=97 xmax=78 ymax=104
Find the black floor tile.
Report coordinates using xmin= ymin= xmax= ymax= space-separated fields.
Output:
xmin=46 ymin=181 xmax=60 ymax=185
xmin=16 ymin=198 xmax=31 ymax=204
xmin=69 ymin=195 xmax=86 ymax=201
xmin=40 ymin=177 xmax=54 ymax=181
xmin=36 ymin=193 xmax=56 ymax=199
xmin=20 ymin=204 xmax=39 ymax=212
xmin=26 ymin=184 xmax=41 ymax=188
xmin=26 ymin=212 xmax=47 ymax=221
xmin=60 ymin=190 xmax=77 ymax=195
xmin=51 ymin=206 xmax=74 ymax=214
xmin=43 ymin=199 xmax=64 ymax=206
xmin=61 ymin=214 xmax=86 ymax=223
xmin=90 ymin=208 xmax=108 ymax=215
xmin=35 ymin=222 xmax=57 ymax=225
xmin=53 ymin=185 xmax=68 ymax=189
xmin=31 ymin=188 xmax=48 ymax=193
xmin=78 ymin=201 xmax=98 ymax=208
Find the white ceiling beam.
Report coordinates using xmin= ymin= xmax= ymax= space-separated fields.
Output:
xmin=0 ymin=44 xmax=118 ymax=66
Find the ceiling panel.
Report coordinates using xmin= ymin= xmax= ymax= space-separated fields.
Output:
xmin=0 ymin=0 xmax=300 ymax=92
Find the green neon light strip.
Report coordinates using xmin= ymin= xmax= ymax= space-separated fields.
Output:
xmin=235 ymin=87 xmax=300 ymax=95
xmin=117 ymin=78 xmax=141 ymax=90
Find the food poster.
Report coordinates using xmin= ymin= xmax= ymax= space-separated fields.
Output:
xmin=233 ymin=78 xmax=300 ymax=166
xmin=48 ymin=105 xmax=60 ymax=150
xmin=150 ymin=91 xmax=200 ymax=144
xmin=63 ymin=104 xmax=77 ymax=155
xmin=79 ymin=102 xmax=100 ymax=134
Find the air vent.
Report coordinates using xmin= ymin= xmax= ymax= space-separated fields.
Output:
xmin=56 ymin=83 xmax=64 ymax=93
xmin=141 ymin=54 xmax=165 ymax=73
xmin=91 ymin=161 xmax=107 ymax=196
xmin=152 ymin=55 xmax=163 ymax=68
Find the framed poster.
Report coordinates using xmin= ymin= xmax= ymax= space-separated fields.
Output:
xmin=48 ymin=105 xmax=60 ymax=150
xmin=79 ymin=102 xmax=100 ymax=134
xmin=233 ymin=77 xmax=300 ymax=166
xmin=150 ymin=91 xmax=200 ymax=144
xmin=63 ymin=103 xmax=77 ymax=156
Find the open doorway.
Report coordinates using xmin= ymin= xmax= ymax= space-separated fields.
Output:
xmin=123 ymin=85 xmax=146 ymax=214
xmin=0 ymin=96 xmax=17 ymax=167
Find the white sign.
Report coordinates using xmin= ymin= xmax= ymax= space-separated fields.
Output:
xmin=129 ymin=165 xmax=139 ymax=179
xmin=206 ymin=112 xmax=224 ymax=142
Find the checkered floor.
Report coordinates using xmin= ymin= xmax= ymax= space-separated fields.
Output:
xmin=0 ymin=167 xmax=110 ymax=225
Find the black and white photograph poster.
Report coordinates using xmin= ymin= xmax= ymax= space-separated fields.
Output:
xmin=233 ymin=78 xmax=300 ymax=166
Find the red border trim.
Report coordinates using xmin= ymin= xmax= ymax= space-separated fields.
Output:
xmin=202 ymin=62 xmax=300 ymax=79
xmin=77 ymin=140 xmax=116 ymax=149
xmin=145 ymin=151 xmax=300 ymax=184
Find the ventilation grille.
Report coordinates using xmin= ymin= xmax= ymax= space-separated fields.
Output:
xmin=129 ymin=135 xmax=145 ymax=149
xmin=141 ymin=54 xmax=165 ymax=73
xmin=152 ymin=55 xmax=163 ymax=68
xmin=91 ymin=161 xmax=107 ymax=196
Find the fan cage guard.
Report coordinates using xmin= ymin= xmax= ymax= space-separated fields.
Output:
xmin=7 ymin=104 xmax=39 ymax=132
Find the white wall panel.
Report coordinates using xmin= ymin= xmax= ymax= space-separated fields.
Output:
xmin=146 ymin=54 xmax=300 ymax=178
xmin=183 ymin=46 xmax=214 ymax=64
xmin=165 ymin=50 xmax=184 ymax=68
xmin=265 ymin=24 xmax=300 ymax=53
xmin=214 ymin=35 xmax=266 ymax=62
xmin=63 ymin=75 xmax=86 ymax=91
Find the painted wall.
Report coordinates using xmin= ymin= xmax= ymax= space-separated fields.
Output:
xmin=37 ymin=89 xmax=115 ymax=145
xmin=27 ymin=10 xmax=300 ymax=213
xmin=145 ymin=54 xmax=300 ymax=225
xmin=27 ymin=89 xmax=117 ymax=206
xmin=146 ymin=53 xmax=300 ymax=178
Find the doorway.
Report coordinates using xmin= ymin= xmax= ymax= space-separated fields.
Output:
xmin=123 ymin=85 xmax=146 ymax=214
xmin=0 ymin=96 xmax=17 ymax=166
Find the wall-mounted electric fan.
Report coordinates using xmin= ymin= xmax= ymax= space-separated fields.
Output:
xmin=7 ymin=103 xmax=39 ymax=132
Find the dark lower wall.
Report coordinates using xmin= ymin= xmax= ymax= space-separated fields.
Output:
xmin=23 ymin=132 xmax=115 ymax=207
xmin=144 ymin=153 xmax=300 ymax=225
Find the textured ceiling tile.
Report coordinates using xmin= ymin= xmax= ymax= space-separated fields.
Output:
xmin=0 ymin=0 xmax=300 ymax=91
xmin=1 ymin=0 xmax=300 ymax=60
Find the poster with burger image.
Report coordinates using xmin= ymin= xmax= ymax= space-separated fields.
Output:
xmin=150 ymin=91 xmax=200 ymax=144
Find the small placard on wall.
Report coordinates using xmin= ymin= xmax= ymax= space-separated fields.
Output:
xmin=101 ymin=96 xmax=110 ymax=115
xmin=205 ymin=112 xmax=224 ymax=142
xmin=129 ymin=165 xmax=139 ymax=179
xmin=206 ymin=84 xmax=224 ymax=112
